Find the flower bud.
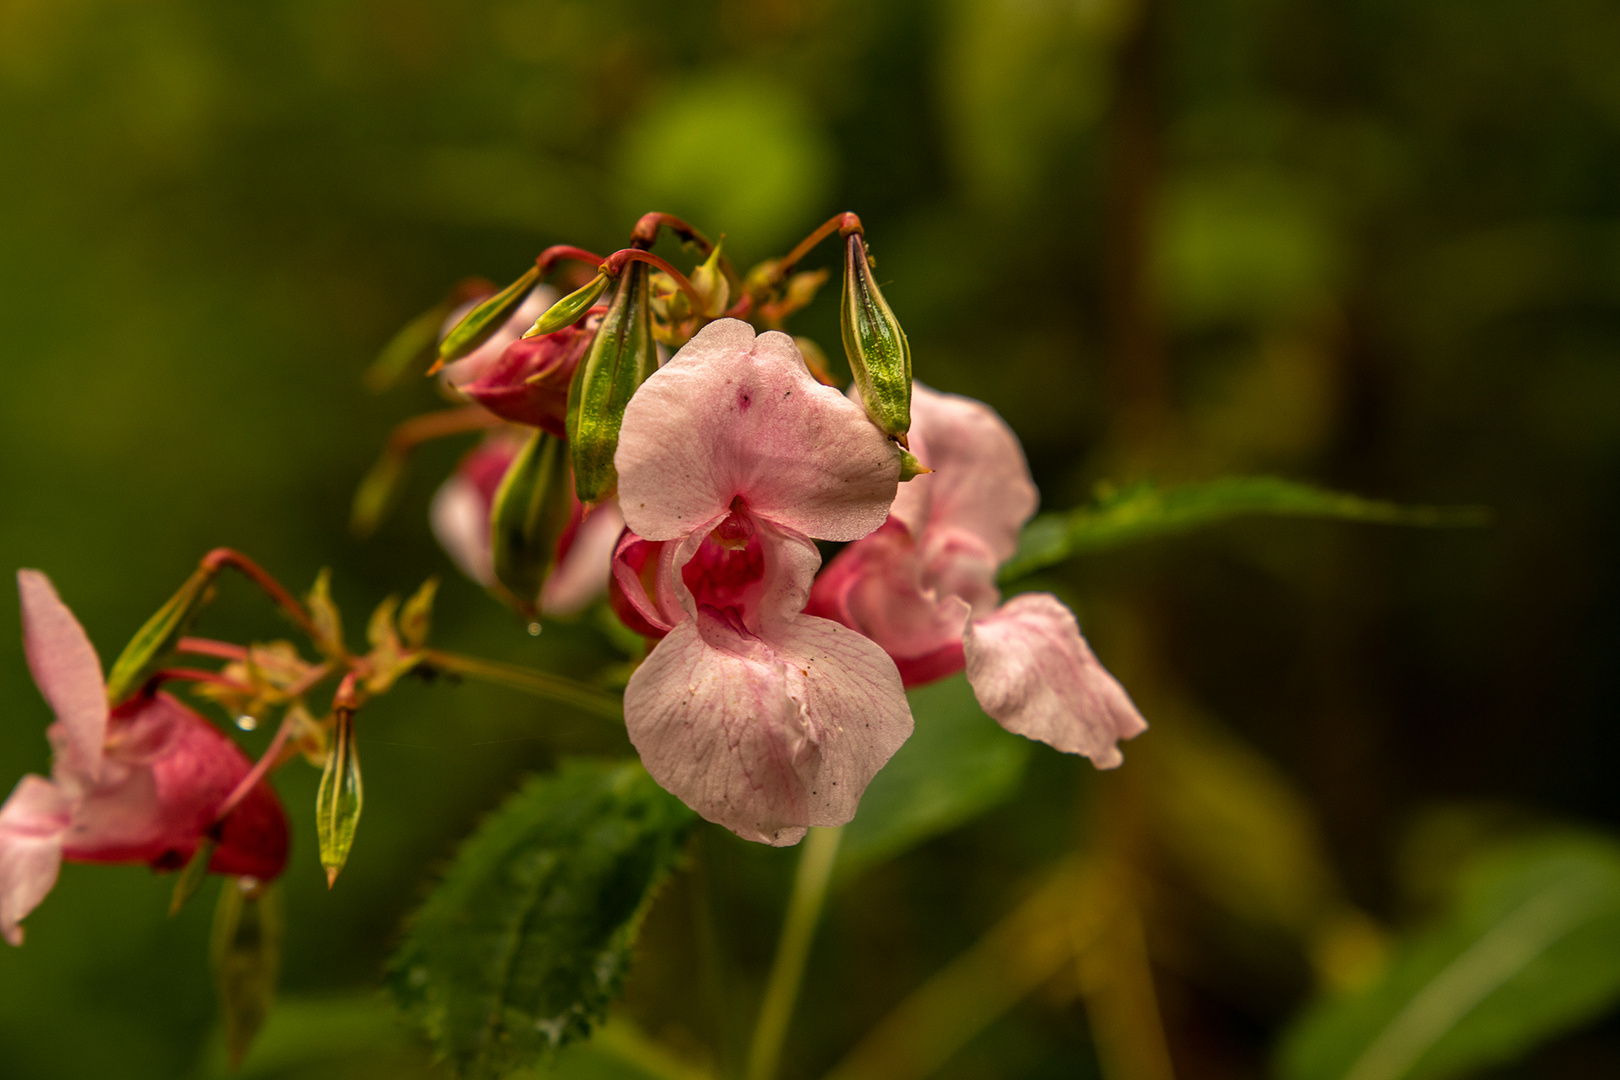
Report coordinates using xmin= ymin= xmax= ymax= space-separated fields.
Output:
xmin=489 ymin=429 xmax=574 ymax=612
xmin=566 ymin=260 xmax=654 ymax=503
xmin=690 ymin=241 xmax=730 ymax=319
xmin=525 ymin=271 xmax=611 ymax=338
xmin=840 ymin=233 xmax=912 ymax=439
xmin=436 ymin=265 xmax=542 ymax=367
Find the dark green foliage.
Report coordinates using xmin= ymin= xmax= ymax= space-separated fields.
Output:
xmin=1278 ymin=834 xmax=1620 ymax=1080
xmin=1001 ymin=477 xmax=1486 ymax=581
xmin=839 ymin=672 xmax=1032 ymax=877
xmin=390 ymin=761 xmax=696 ymax=1079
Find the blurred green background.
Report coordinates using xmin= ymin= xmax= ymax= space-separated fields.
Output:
xmin=2 ymin=0 xmax=1619 ymax=1077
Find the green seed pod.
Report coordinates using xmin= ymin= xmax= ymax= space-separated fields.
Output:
xmin=524 ymin=270 xmax=612 ymax=338
xmin=840 ymin=233 xmax=912 ymax=439
xmin=316 ymin=708 xmax=363 ymax=888
xmin=566 ymin=260 xmax=654 ymax=503
xmin=104 ymin=563 xmax=216 ymax=704
xmin=436 ymin=265 xmax=540 ymax=366
xmin=489 ymin=429 xmax=574 ymax=611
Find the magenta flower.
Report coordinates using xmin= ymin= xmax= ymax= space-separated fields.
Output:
xmin=431 ymin=431 xmax=625 ymax=616
xmin=0 ymin=571 xmax=288 ymax=945
xmin=612 ymin=319 xmax=913 ymax=845
xmin=807 ymin=385 xmax=1147 ymax=768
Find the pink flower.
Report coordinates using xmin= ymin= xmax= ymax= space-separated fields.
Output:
xmin=431 ymin=431 xmax=624 ymax=616
xmin=612 ymin=319 xmax=913 ymax=845
xmin=0 ymin=571 xmax=288 ymax=945
xmin=807 ymin=385 xmax=1147 ymax=768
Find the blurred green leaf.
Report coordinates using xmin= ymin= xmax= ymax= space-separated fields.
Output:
xmin=398 ymin=577 xmax=438 ymax=650
xmin=211 ymin=879 xmax=284 ymax=1072
xmin=306 ymin=568 xmax=345 ymax=659
xmin=104 ymin=561 xmax=215 ymax=704
xmin=191 ymin=992 xmax=437 ymax=1080
xmin=1001 ymin=477 xmax=1486 ymax=582
xmin=839 ymin=673 xmax=1032 ymax=876
xmin=389 ymin=760 xmax=696 ymax=1079
xmin=1278 ymin=834 xmax=1620 ymax=1080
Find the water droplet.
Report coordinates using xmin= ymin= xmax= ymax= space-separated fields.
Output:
xmin=527 ymin=622 xmax=543 ymax=636
xmin=235 ymin=714 xmax=258 ymax=731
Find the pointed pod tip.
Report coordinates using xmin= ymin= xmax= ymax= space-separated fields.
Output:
xmin=324 ymin=866 xmax=340 ymax=889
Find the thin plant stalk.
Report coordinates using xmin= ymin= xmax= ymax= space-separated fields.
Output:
xmin=746 ymin=825 xmax=844 ymax=1080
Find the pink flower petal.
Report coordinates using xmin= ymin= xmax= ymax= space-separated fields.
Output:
xmin=0 ymin=775 xmax=72 ymax=946
xmin=616 ymin=319 xmax=900 ymax=543
xmin=963 ymin=593 xmax=1146 ymax=768
xmin=807 ymin=519 xmax=968 ymax=666
xmin=542 ymin=500 xmax=624 ymax=616
xmin=17 ymin=570 xmax=107 ymax=787
xmin=623 ymin=608 xmax=912 ymax=845
xmin=889 ymin=385 xmax=1037 ymax=564
xmin=457 ymin=325 xmax=592 ymax=436
xmin=431 ymin=472 xmax=494 ymax=586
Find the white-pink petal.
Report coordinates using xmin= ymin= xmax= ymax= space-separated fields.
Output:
xmin=542 ymin=501 xmax=625 ymax=616
xmin=889 ymin=385 xmax=1037 ymax=565
xmin=0 ymin=775 xmax=73 ymax=946
xmin=623 ymin=610 xmax=912 ymax=845
xmin=963 ymin=592 xmax=1146 ymax=768
xmin=430 ymin=473 xmax=495 ymax=586
xmin=616 ymin=319 xmax=900 ymax=544
xmin=17 ymin=570 xmax=107 ymax=787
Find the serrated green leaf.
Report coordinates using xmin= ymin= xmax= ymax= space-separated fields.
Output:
xmin=1277 ymin=833 xmax=1620 ymax=1080
xmin=838 ymin=673 xmax=1031 ymax=877
xmin=212 ymin=877 xmax=284 ymax=1072
xmin=1000 ymin=477 xmax=1488 ymax=582
xmin=316 ymin=710 xmax=363 ymax=887
xmin=104 ymin=563 xmax=216 ymax=704
xmin=389 ymin=760 xmax=696 ymax=1079
xmin=399 ymin=577 xmax=439 ymax=649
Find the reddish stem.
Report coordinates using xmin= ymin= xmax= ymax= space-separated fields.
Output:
xmin=385 ymin=405 xmax=502 ymax=454
xmin=604 ymin=249 xmax=709 ymax=313
xmin=630 ymin=213 xmax=714 ymax=253
xmin=535 ymin=245 xmax=606 ymax=277
xmin=214 ymin=712 xmax=297 ymax=822
xmin=176 ymin=637 xmax=249 ymax=662
xmin=144 ymin=667 xmax=256 ymax=695
xmin=773 ymin=212 xmax=864 ymax=283
xmin=200 ymin=548 xmax=322 ymax=644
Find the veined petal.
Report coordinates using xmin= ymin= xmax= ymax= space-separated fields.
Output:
xmin=889 ymin=384 xmax=1037 ymax=564
xmin=17 ymin=571 xmax=107 ymax=786
xmin=963 ymin=593 xmax=1146 ymax=768
xmin=624 ymin=609 xmax=911 ymax=845
xmin=616 ymin=319 xmax=900 ymax=543
xmin=0 ymin=775 xmax=72 ymax=946
xmin=807 ymin=519 xmax=968 ymax=665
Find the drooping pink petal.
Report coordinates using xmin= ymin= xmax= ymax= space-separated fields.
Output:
xmin=66 ymin=695 xmax=288 ymax=880
xmin=0 ymin=775 xmax=72 ymax=946
xmin=888 ymin=385 xmax=1037 ymax=564
xmin=623 ymin=605 xmax=912 ymax=845
xmin=541 ymin=501 xmax=624 ymax=616
xmin=431 ymin=472 xmax=494 ymax=586
xmin=962 ymin=593 xmax=1146 ymax=768
xmin=616 ymin=319 xmax=900 ymax=543
xmin=17 ymin=570 xmax=107 ymax=787
xmin=439 ymin=284 xmax=558 ymax=389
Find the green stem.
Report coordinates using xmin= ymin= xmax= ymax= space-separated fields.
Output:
xmin=418 ymin=649 xmax=623 ymax=720
xmin=746 ymin=826 xmax=844 ymax=1080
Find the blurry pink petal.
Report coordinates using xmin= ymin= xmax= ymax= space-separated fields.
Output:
xmin=889 ymin=385 xmax=1037 ymax=564
xmin=431 ymin=474 xmax=494 ymax=585
xmin=65 ymin=695 xmax=288 ymax=880
xmin=17 ymin=570 xmax=107 ymax=786
xmin=0 ymin=776 xmax=72 ymax=946
xmin=623 ymin=607 xmax=912 ymax=845
xmin=439 ymin=284 xmax=557 ymax=388
xmin=542 ymin=501 xmax=624 ymax=616
xmin=807 ymin=520 xmax=968 ymax=670
xmin=610 ymin=531 xmax=677 ymax=638
xmin=616 ymin=319 xmax=900 ymax=544
xmin=963 ymin=593 xmax=1146 ymax=768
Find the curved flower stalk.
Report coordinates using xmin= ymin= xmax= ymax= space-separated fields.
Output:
xmin=0 ymin=571 xmax=288 ymax=945
xmin=431 ymin=431 xmax=625 ymax=616
xmin=611 ymin=319 xmax=913 ymax=845
xmin=807 ymin=384 xmax=1147 ymax=768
